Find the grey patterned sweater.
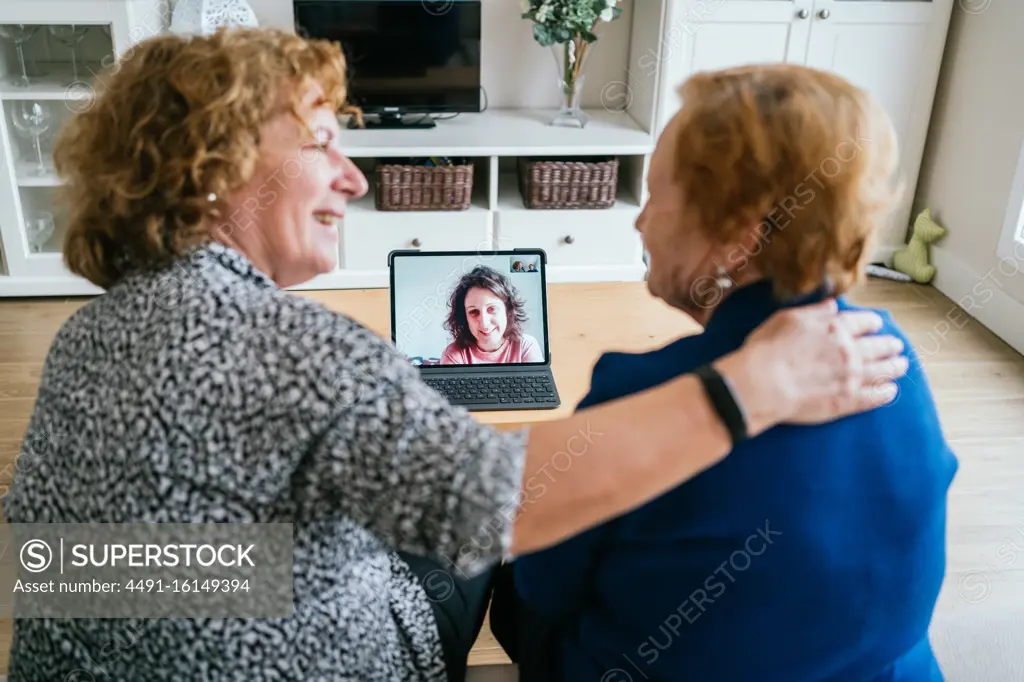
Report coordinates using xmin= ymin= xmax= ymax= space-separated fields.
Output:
xmin=3 ymin=243 xmax=528 ymax=681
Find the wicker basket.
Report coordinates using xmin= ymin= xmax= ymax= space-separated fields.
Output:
xmin=375 ymin=160 xmax=474 ymax=211
xmin=518 ymin=157 xmax=619 ymax=209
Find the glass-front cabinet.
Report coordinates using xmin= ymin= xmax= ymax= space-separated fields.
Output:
xmin=0 ymin=1 xmax=168 ymax=292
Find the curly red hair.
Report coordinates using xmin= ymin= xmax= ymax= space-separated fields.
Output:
xmin=55 ymin=27 xmax=361 ymax=289
xmin=670 ymin=63 xmax=903 ymax=297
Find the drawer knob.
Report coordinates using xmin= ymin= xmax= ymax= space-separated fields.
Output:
xmin=411 ymin=238 xmax=422 ymax=247
xmin=563 ymin=235 xmax=575 ymax=244
xmin=796 ymin=8 xmax=809 ymax=19
xmin=818 ymin=9 xmax=830 ymax=19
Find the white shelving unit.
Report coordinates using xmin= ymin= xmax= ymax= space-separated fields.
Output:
xmin=290 ymin=108 xmax=654 ymax=291
xmin=0 ymin=0 xmax=665 ymax=297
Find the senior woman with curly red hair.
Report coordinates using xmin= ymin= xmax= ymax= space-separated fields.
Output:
xmin=3 ymin=28 xmax=908 ymax=682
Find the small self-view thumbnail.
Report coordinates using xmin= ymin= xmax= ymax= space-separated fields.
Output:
xmin=510 ymin=256 xmax=540 ymax=273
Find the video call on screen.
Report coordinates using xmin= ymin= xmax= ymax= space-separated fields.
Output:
xmin=392 ymin=254 xmax=547 ymax=366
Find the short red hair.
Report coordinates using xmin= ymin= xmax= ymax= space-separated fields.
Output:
xmin=670 ymin=63 xmax=902 ymax=296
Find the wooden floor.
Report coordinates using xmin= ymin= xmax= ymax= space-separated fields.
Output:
xmin=0 ymin=279 xmax=1022 ymax=674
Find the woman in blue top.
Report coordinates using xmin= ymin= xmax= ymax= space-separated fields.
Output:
xmin=490 ymin=63 xmax=958 ymax=682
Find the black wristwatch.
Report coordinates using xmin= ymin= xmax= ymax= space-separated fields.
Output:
xmin=695 ymin=364 xmax=749 ymax=446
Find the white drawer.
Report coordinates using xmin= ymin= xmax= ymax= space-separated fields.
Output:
xmin=495 ymin=210 xmax=644 ymax=267
xmin=342 ymin=211 xmax=492 ymax=270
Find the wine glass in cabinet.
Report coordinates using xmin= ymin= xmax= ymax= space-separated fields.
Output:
xmin=0 ymin=24 xmax=39 ymax=87
xmin=11 ymin=100 xmax=53 ymax=176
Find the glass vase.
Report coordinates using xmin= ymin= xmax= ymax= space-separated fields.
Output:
xmin=550 ymin=42 xmax=590 ymax=129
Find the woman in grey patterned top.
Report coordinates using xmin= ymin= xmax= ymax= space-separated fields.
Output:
xmin=3 ymin=29 xmax=908 ymax=682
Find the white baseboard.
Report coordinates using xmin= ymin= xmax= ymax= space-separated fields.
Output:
xmin=929 ymin=247 xmax=1024 ymax=357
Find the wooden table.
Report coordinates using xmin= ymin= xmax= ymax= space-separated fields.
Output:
xmin=301 ymin=281 xmax=701 ymax=431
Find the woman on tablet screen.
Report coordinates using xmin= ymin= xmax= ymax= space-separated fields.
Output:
xmin=441 ymin=266 xmax=544 ymax=364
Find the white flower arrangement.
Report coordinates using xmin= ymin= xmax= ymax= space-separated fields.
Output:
xmin=522 ymin=0 xmax=622 ymax=47
xmin=522 ymin=0 xmax=624 ymax=97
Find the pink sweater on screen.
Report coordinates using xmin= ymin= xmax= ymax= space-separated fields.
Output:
xmin=440 ymin=334 xmax=543 ymax=365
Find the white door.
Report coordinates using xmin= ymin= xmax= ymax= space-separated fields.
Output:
xmin=805 ymin=0 xmax=938 ymax=254
xmin=656 ymin=1 xmax=814 ymax=135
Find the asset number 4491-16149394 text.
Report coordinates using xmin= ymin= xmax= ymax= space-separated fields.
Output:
xmin=124 ymin=578 xmax=251 ymax=593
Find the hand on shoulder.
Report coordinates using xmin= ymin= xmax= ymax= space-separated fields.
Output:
xmin=715 ymin=299 xmax=909 ymax=434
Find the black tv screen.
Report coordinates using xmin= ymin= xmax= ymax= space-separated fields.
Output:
xmin=294 ymin=0 xmax=482 ymax=115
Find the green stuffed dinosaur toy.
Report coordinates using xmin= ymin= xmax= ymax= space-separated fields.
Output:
xmin=893 ymin=209 xmax=946 ymax=284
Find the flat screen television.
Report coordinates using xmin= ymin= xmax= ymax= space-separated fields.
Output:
xmin=293 ymin=0 xmax=482 ymax=128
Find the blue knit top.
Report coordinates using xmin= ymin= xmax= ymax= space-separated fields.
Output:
xmin=513 ymin=280 xmax=958 ymax=682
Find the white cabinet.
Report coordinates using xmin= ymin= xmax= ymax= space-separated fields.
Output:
xmin=655 ymin=0 xmax=954 ymax=260
xmin=657 ymin=0 xmax=812 ymax=119
xmin=666 ymin=2 xmax=812 ymax=80
xmin=497 ymin=212 xmax=643 ymax=269
xmin=341 ymin=207 xmax=493 ymax=272
xmin=806 ymin=10 xmax=930 ymax=145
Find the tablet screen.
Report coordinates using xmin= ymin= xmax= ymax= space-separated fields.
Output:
xmin=391 ymin=252 xmax=548 ymax=366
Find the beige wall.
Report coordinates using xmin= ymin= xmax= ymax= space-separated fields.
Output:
xmin=915 ymin=2 xmax=1024 ymax=280
xmin=913 ymin=1 xmax=1024 ymax=354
